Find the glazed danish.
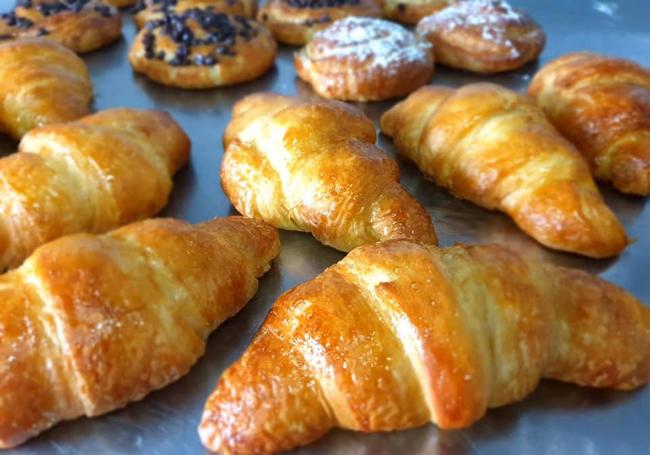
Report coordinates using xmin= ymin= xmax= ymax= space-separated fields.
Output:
xmin=382 ymin=0 xmax=455 ymax=25
xmin=294 ymin=17 xmax=434 ymax=101
xmin=129 ymin=8 xmax=276 ymax=88
xmin=257 ymin=0 xmax=381 ymax=45
xmin=416 ymin=0 xmax=545 ymax=73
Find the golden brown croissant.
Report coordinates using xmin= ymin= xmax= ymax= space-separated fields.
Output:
xmin=0 ymin=38 xmax=92 ymax=139
xmin=222 ymin=93 xmax=438 ymax=252
xmin=0 ymin=108 xmax=190 ymax=270
xmin=199 ymin=240 xmax=650 ymax=454
xmin=528 ymin=52 xmax=650 ymax=196
xmin=0 ymin=215 xmax=280 ymax=449
xmin=380 ymin=83 xmax=627 ymax=258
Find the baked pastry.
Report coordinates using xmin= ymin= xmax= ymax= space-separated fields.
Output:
xmin=0 ymin=108 xmax=190 ymax=270
xmin=222 ymin=93 xmax=438 ymax=251
xmin=380 ymin=83 xmax=627 ymax=258
xmin=105 ymin=0 xmax=136 ymax=7
xmin=381 ymin=0 xmax=455 ymax=25
xmin=0 ymin=215 xmax=280 ymax=449
xmin=257 ymin=0 xmax=381 ymax=46
xmin=416 ymin=0 xmax=545 ymax=73
xmin=133 ymin=0 xmax=257 ymax=29
xmin=129 ymin=9 xmax=276 ymax=89
xmin=1 ymin=0 xmax=123 ymax=53
xmin=294 ymin=17 xmax=434 ymax=101
xmin=529 ymin=52 xmax=650 ymax=196
xmin=200 ymin=240 xmax=650 ymax=454
xmin=0 ymin=38 xmax=92 ymax=139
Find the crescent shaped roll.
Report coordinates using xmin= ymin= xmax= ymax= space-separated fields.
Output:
xmin=528 ymin=52 xmax=650 ymax=196
xmin=380 ymin=83 xmax=627 ymax=258
xmin=0 ymin=216 xmax=280 ymax=448
xmin=0 ymin=108 xmax=190 ymax=270
xmin=0 ymin=38 xmax=92 ymax=139
xmin=199 ymin=240 xmax=650 ymax=454
xmin=221 ymin=93 xmax=438 ymax=252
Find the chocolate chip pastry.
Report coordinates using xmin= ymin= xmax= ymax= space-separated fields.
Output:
xmin=258 ymin=0 xmax=382 ymax=45
xmin=132 ymin=0 xmax=257 ymax=29
xmin=129 ymin=8 xmax=276 ymax=88
xmin=0 ymin=0 xmax=122 ymax=53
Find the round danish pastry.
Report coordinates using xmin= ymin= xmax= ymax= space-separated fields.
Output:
xmin=381 ymin=0 xmax=455 ymax=25
xmin=1 ymin=0 xmax=122 ymax=53
xmin=294 ymin=16 xmax=434 ymax=101
xmin=257 ymin=0 xmax=382 ymax=46
xmin=129 ymin=9 xmax=277 ymax=89
xmin=133 ymin=0 xmax=257 ymax=29
xmin=416 ymin=0 xmax=545 ymax=73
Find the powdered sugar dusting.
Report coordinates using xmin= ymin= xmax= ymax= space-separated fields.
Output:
xmin=306 ymin=17 xmax=432 ymax=75
xmin=418 ymin=0 xmax=529 ymax=59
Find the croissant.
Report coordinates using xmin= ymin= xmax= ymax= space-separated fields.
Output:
xmin=221 ymin=93 xmax=438 ymax=252
xmin=0 ymin=215 xmax=280 ymax=448
xmin=0 ymin=38 xmax=92 ymax=139
xmin=380 ymin=83 xmax=627 ymax=258
xmin=199 ymin=240 xmax=650 ymax=454
xmin=0 ymin=108 xmax=190 ymax=270
xmin=528 ymin=52 xmax=650 ymax=196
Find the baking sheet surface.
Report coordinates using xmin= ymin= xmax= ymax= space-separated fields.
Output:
xmin=1 ymin=0 xmax=649 ymax=453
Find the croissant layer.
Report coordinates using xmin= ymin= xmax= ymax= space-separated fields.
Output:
xmin=221 ymin=93 xmax=437 ymax=251
xmin=200 ymin=241 xmax=650 ymax=454
xmin=0 ymin=38 xmax=92 ymax=139
xmin=380 ymin=83 xmax=627 ymax=258
xmin=0 ymin=108 xmax=190 ymax=270
xmin=0 ymin=216 xmax=280 ymax=448
xmin=528 ymin=52 xmax=650 ymax=195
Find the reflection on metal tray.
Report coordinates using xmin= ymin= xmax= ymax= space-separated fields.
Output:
xmin=0 ymin=0 xmax=647 ymax=453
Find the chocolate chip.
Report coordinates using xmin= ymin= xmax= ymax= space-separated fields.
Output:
xmin=284 ymin=0 xmax=360 ymax=8
xmin=397 ymin=3 xmax=406 ymax=13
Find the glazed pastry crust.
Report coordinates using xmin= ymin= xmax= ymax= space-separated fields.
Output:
xmin=221 ymin=93 xmax=438 ymax=251
xmin=382 ymin=0 xmax=454 ymax=25
xmin=9 ymin=0 xmax=123 ymax=53
xmin=0 ymin=216 xmax=280 ymax=449
xmin=294 ymin=17 xmax=434 ymax=101
xmin=200 ymin=241 xmax=650 ymax=454
xmin=105 ymin=0 xmax=136 ymax=6
xmin=257 ymin=0 xmax=381 ymax=46
xmin=380 ymin=83 xmax=627 ymax=258
xmin=134 ymin=0 xmax=258 ymax=29
xmin=129 ymin=12 xmax=277 ymax=89
xmin=0 ymin=108 xmax=190 ymax=270
xmin=0 ymin=38 xmax=92 ymax=139
xmin=416 ymin=0 xmax=545 ymax=74
xmin=529 ymin=52 xmax=650 ymax=195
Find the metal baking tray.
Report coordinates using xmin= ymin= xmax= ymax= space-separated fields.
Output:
xmin=1 ymin=0 xmax=648 ymax=453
